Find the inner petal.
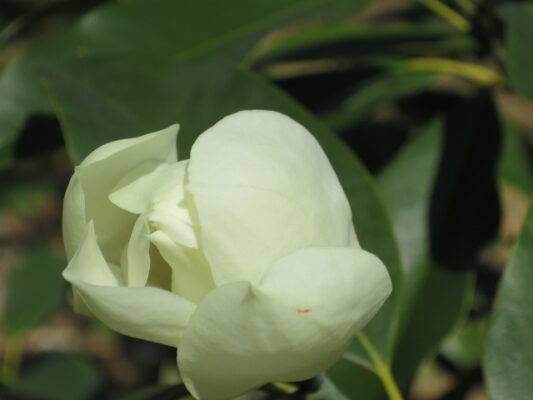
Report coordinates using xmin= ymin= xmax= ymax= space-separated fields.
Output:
xmin=110 ymin=159 xmax=216 ymax=303
xmin=109 ymin=161 xmax=187 ymax=215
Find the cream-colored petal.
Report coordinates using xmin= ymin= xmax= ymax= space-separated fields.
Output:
xmin=177 ymin=246 xmax=391 ymax=400
xmin=150 ymin=231 xmax=215 ymax=304
xmin=109 ymin=161 xmax=187 ymax=215
xmin=76 ymin=125 xmax=179 ymax=263
xmin=149 ymin=208 xmax=197 ymax=248
xmin=61 ymin=175 xmax=94 ymax=317
xmin=187 ymin=110 xmax=356 ymax=285
xmin=64 ymin=222 xmax=195 ymax=347
xmin=80 ymin=125 xmax=178 ymax=167
xmin=123 ymin=215 xmax=151 ymax=287
xmin=62 ymin=173 xmax=87 ymax=261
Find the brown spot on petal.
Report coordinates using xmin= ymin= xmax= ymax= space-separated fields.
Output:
xmin=296 ymin=308 xmax=311 ymax=315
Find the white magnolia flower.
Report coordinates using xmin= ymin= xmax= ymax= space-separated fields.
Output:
xmin=62 ymin=110 xmax=392 ymax=400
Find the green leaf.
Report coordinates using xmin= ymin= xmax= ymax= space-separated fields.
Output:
xmin=42 ymin=54 xmax=402 ymax=396
xmin=3 ymin=248 xmax=66 ymax=334
xmin=0 ymin=0 xmax=372 ymax=165
xmin=484 ymin=209 xmax=533 ymax=400
xmin=327 ymin=360 xmax=383 ymax=400
xmin=11 ymin=354 xmax=102 ymax=400
xmin=392 ymin=260 xmax=472 ymax=389
xmin=378 ymin=122 xmax=443 ymax=271
xmin=499 ymin=121 xmax=533 ymax=195
xmin=250 ymin=21 xmax=475 ymax=64
xmin=0 ymin=31 xmax=79 ymax=169
xmin=325 ymin=71 xmax=439 ymax=133
xmin=378 ymin=121 xmax=473 ymax=390
xmin=441 ymin=317 xmax=488 ymax=372
xmin=501 ymin=3 xmax=533 ymax=99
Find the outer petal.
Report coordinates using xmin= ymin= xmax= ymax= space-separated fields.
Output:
xmin=64 ymin=222 xmax=195 ymax=347
xmin=76 ymin=125 xmax=179 ymax=263
xmin=187 ymin=110 xmax=356 ymax=285
xmin=80 ymin=125 xmax=178 ymax=167
xmin=62 ymin=173 xmax=86 ymax=261
xmin=177 ymin=247 xmax=391 ymax=400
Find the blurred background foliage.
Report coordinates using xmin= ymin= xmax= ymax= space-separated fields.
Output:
xmin=0 ymin=0 xmax=531 ymax=399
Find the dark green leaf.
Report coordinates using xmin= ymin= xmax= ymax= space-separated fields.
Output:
xmin=378 ymin=121 xmax=473 ymax=390
xmin=378 ymin=122 xmax=442 ymax=271
xmin=392 ymin=260 xmax=472 ymax=390
xmin=3 ymin=248 xmax=66 ymax=334
xmin=442 ymin=317 xmax=488 ymax=372
xmin=250 ymin=21 xmax=475 ymax=64
xmin=327 ymin=361 xmax=383 ymax=400
xmin=325 ymin=71 xmax=440 ymax=131
xmin=484 ymin=209 xmax=533 ymax=400
xmin=0 ymin=0 xmax=372 ymax=164
xmin=499 ymin=121 xmax=533 ymax=195
xmin=0 ymin=30 xmax=79 ymax=169
xmin=11 ymin=354 xmax=102 ymax=400
xmin=501 ymin=3 xmax=533 ymax=99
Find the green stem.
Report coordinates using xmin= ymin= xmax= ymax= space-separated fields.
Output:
xmin=417 ymin=0 xmax=471 ymax=31
xmin=401 ymin=57 xmax=504 ymax=86
xmin=356 ymin=332 xmax=404 ymax=400
xmin=272 ymin=382 xmax=298 ymax=394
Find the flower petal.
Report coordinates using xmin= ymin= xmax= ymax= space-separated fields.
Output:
xmin=109 ymin=161 xmax=187 ymax=215
xmin=177 ymin=246 xmax=391 ymax=400
xmin=123 ymin=215 xmax=151 ymax=287
xmin=80 ymin=125 xmax=178 ymax=167
xmin=76 ymin=125 xmax=179 ymax=263
xmin=187 ymin=110 xmax=356 ymax=285
xmin=150 ymin=231 xmax=215 ymax=304
xmin=62 ymin=173 xmax=86 ymax=261
xmin=64 ymin=222 xmax=195 ymax=347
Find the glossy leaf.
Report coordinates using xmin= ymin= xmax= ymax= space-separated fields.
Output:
xmin=0 ymin=0 xmax=372 ymax=165
xmin=378 ymin=121 xmax=473 ymax=390
xmin=484 ymin=209 xmax=533 ymax=400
